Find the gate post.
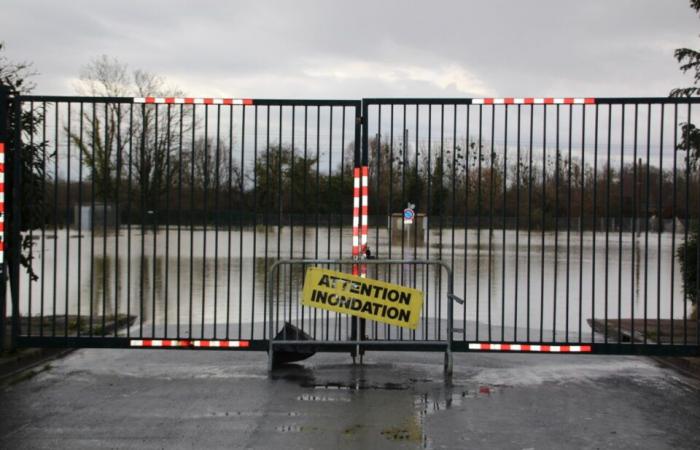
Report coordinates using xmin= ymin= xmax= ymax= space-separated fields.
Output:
xmin=0 ymin=85 xmax=9 ymax=352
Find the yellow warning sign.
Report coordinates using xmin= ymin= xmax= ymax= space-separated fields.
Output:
xmin=301 ymin=267 xmax=423 ymax=330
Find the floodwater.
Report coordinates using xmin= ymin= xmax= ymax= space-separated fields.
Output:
xmin=15 ymin=225 xmax=692 ymax=341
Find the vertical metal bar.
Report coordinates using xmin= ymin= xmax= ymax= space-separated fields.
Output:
xmin=114 ymin=103 xmax=122 ymax=337
xmin=670 ymin=104 xmax=678 ymax=344
xmin=644 ymin=104 xmax=651 ymax=344
xmin=201 ymin=106 xmax=209 ymax=338
xmin=578 ymin=105 xmax=586 ymax=343
xmin=238 ymin=105 xmax=246 ymax=339
xmin=656 ymin=105 xmax=664 ymax=343
xmin=566 ymin=105 xmax=572 ymax=341
xmin=451 ymin=105 xmax=457 ymax=343
xmin=314 ymin=106 xmax=320 ymax=338
xmin=139 ymin=103 xmax=147 ymax=338
xmin=213 ymin=105 xmax=221 ymax=339
xmin=631 ymin=104 xmax=638 ymax=344
xmin=276 ymin=105 xmax=283 ymax=338
xmin=592 ymin=104 xmax=599 ymax=344
xmin=361 ymin=102 xmax=369 ymax=347
xmin=53 ymin=102 xmax=59 ymax=337
xmin=487 ymin=105 xmax=494 ymax=342
xmin=301 ymin=106 xmax=307 ymax=335
xmin=226 ymin=104 xmax=233 ymax=339
xmin=553 ymin=104 xmax=560 ymax=342
xmin=501 ymin=105 xmax=507 ymax=342
xmin=326 ymin=106 xmax=331 ymax=341
xmin=338 ymin=106 xmax=345 ymax=340
xmin=176 ymin=104 xmax=183 ymax=338
xmin=250 ymin=105 xmax=258 ymax=338
xmin=476 ymin=104 xmax=482 ymax=341
xmin=40 ymin=101 xmax=47 ymax=337
xmin=263 ymin=105 xmax=271 ymax=338
xmin=438 ymin=104 xmax=444 ymax=341
xmin=188 ymin=105 xmax=196 ymax=339
xmin=289 ymin=106 xmax=296 ymax=335
xmin=539 ymin=105 xmax=547 ymax=343
xmin=604 ymin=105 xmax=612 ymax=344
xmin=386 ymin=105 xmax=394 ymax=341
xmin=26 ymin=101 xmax=33 ymax=338
xmin=617 ymin=106 xmax=626 ymax=345
xmin=126 ymin=105 xmax=133 ymax=338
xmin=402 ymin=104 xmax=407 ymax=342
xmin=695 ymin=105 xmax=700 ymax=347
xmin=463 ymin=104 xmax=470 ymax=341
xmin=64 ymin=102 xmax=71 ymax=338
xmin=77 ymin=102 xmax=84 ymax=337
xmin=413 ymin=105 xmax=419 ymax=341
xmin=515 ymin=104 xmax=521 ymax=341
xmin=163 ymin=104 xmax=171 ymax=338
xmin=527 ymin=104 xmax=533 ymax=342
xmin=103 ymin=102 xmax=109 ymax=337
xmin=683 ymin=102 xmax=691 ymax=345
xmin=426 ymin=105 xmax=432 ymax=338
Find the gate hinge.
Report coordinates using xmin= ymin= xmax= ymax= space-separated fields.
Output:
xmin=357 ymin=116 xmax=364 ymax=125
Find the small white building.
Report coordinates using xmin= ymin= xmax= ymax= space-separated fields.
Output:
xmin=73 ymin=203 xmax=118 ymax=229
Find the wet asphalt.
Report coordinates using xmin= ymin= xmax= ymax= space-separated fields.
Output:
xmin=0 ymin=349 xmax=699 ymax=449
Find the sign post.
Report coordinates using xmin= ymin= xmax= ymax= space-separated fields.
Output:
xmin=403 ymin=207 xmax=415 ymax=224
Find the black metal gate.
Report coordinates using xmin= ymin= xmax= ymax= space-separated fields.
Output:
xmin=0 ymin=93 xmax=361 ymax=351
xmin=1 ymin=91 xmax=699 ymax=357
xmin=363 ymin=97 xmax=699 ymax=356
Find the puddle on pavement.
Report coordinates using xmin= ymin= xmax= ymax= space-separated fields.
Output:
xmin=275 ymin=424 xmax=318 ymax=433
xmin=309 ymin=381 xmax=410 ymax=391
xmin=394 ymin=385 xmax=499 ymax=448
xmin=277 ymin=365 xmax=502 ymax=448
xmin=414 ymin=385 xmax=498 ymax=417
xmin=296 ymin=393 xmax=352 ymax=402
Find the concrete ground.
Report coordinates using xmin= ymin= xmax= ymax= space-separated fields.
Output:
xmin=0 ymin=349 xmax=699 ymax=450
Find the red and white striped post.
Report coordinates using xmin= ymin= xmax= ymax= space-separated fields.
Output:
xmin=0 ymin=84 xmax=8 ymax=352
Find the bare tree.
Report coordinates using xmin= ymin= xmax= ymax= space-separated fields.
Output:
xmin=1 ymin=42 xmax=49 ymax=282
xmin=70 ymin=56 xmax=190 ymax=210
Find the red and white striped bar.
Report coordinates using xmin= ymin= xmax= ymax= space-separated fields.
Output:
xmin=193 ymin=339 xmax=250 ymax=348
xmin=472 ymin=98 xmax=595 ymax=105
xmin=130 ymin=339 xmax=190 ymax=348
xmin=352 ymin=167 xmax=361 ymax=260
xmin=0 ymin=142 xmax=4 ymax=266
xmin=129 ymin=339 xmax=250 ymax=348
xmin=468 ymin=343 xmax=592 ymax=353
xmin=134 ymin=97 xmax=254 ymax=105
xmin=360 ymin=165 xmax=369 ymax=277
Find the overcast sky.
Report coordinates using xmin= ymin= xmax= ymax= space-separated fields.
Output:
xmin=2 ymin=0 xmax=699 ymax=99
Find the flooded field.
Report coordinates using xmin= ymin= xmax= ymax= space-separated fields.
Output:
xmin=15 ymin=225 xmax=693 ymax=341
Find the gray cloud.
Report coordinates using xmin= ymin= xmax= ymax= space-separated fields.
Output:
xmin=2 ymin=0 xmax=698 ymax=98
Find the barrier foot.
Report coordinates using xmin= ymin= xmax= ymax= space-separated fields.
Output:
xmin=444 ymin=351 xmax=453 ymax=378
xmin=268 ymin=345 xmax=274 ymax=373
